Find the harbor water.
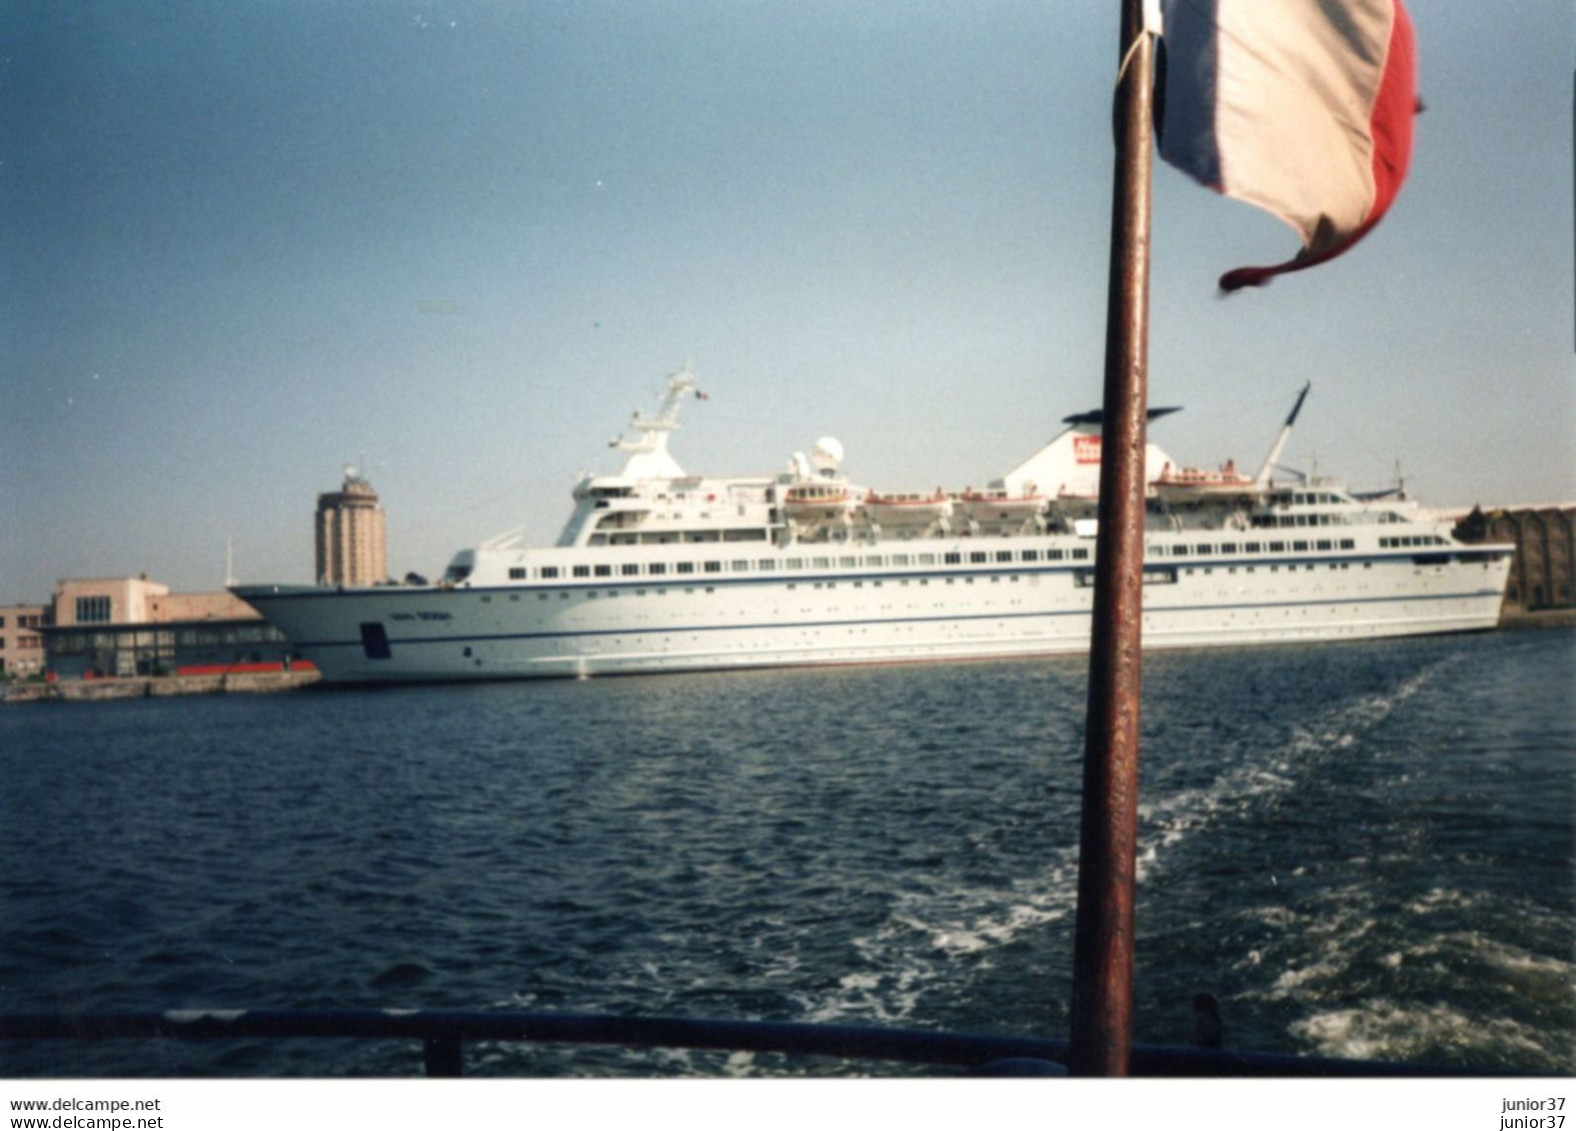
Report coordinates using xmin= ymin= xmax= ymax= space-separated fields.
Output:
xmin=2 ymin=629 xmax=1571 ymax=1076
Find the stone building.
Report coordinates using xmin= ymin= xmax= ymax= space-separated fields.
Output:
xmin=315 ymin=466 xmax=388 ymax=586
xmin=0 ymin=604 xmax=48 ymax=677
xmin=1453 ymin=504 xmax=1575 ymax=613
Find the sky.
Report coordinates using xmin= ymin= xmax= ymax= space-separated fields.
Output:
xmin=2 ymin=0 xmax=1571 ymax=603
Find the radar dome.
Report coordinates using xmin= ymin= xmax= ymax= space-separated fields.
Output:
xmin=810 ymin=436 xmax=844 ymax=471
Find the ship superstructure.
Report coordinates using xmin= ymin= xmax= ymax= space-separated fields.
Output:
xmin=235 ymin=368 xmax=1512 ymax=682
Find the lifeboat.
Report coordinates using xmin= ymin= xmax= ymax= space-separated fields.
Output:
xmin=1152 ymin=460 xmax=1257 ymax=503
xmin=862 ymin=489 xmax=952 ymax=526
xmin=783 ymin=482 xmax=855 ymax=521
xmin=957 ymin=485 xmax=1047 ymax=524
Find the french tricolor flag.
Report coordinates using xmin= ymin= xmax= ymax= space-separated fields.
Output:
xmin=1157 ymin=0 xmax=1418 ymax=291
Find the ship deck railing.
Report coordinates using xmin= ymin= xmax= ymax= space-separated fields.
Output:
xmin=0 ymin=1008 xmax=1514 ymax=1077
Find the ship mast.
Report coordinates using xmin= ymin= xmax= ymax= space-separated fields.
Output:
xmin=1068 ymin=0 xmax=1155 ymax=1078
xmin=1252 ymin=381 xmax=1312 ymax=490
xmin=608 ymin=364 xmax=701 ymax=480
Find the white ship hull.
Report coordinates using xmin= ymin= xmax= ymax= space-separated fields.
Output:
xmin=237 ymin=371 xmax=1512 ymax=684
xmin=236 ymin=537 xmax=1509 ymax=683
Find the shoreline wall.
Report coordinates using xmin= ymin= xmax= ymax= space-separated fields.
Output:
xmin=3 ymin=671 xmax=321 ymax=704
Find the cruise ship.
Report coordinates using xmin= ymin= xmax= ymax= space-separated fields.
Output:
xmin=234 ymin=368 xmax=1512 ymax=683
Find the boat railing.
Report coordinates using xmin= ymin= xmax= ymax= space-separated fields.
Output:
xmin=0 ymin=1008 xmax=1515 ymax=1078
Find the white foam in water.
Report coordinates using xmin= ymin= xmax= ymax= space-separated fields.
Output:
xmin=800 ymin=659 xmax=1461 ymax=1031
xmin=1133 ymin=660 xmax=1450 ymax=887
xmin=1291 ymin=1001 xmax=1549 ymax=1063
xmin=801 ymin=865 xmax=1081 ymax=1025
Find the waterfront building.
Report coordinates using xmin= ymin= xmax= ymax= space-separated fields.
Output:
xmin=1452 ymin=504 xmax=1575 ymax=614
xmin=40 ymin=577 xmax=308 ymax=679
xmin=0 ymin=605 xmax=48 ymax=677
xmin=315 ymin=466 xmax=387 ymax=586
xmin=53 ymin=576 xmax=169 ymax=627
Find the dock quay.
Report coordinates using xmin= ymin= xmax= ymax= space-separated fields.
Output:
xmin=3 ymin=670 xmax=320 ymax=704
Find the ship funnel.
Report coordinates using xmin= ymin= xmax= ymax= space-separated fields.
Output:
xmin=1253 ymin=382 xmax=1311 ymax=490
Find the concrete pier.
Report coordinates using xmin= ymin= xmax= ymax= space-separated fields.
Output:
xmin=2 ymin=671 xmax=320 ymax=704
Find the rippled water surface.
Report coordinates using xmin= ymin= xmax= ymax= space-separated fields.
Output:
xmin=2 ymin=630 xmax=1571 ymax=1076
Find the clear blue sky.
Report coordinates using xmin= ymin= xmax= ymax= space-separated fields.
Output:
xmin=2 ymin=0 xmax=1571 ymax=602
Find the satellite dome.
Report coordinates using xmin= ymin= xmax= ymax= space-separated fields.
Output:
xmin=810 ymin=436 xmax=844 ymax=471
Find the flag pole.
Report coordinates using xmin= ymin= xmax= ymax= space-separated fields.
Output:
xmin=1068 ymin=0 xmax=1155 ymax=1077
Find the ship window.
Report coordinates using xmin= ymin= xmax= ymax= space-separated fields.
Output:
xmin=756 ymin=560 xmax=776 ymax=571
xmin=944 ymin=552 xmax=961 ymax=564
xmin=996 ymin=551 xmax=1013 ymax=563
xmin=1194 ymin=544 xmax=1213 ymax=555
xmin=1172 ymin=545 xmax=1189 ymax=557
xmin=1072 ymin=549 xmax=1089 ymax=560
xmin=594 ymin=565 xmax=612 ymax=577
xmin=1022 ymin=550 xmax=1039 ymax=562
xmin=918 ymin=554 xmax=937 ymax=565
xmin=1245 ymin=542 xmax=1261 ymax=553
xmin=812 ymin=557 xmax=831 ymax=568
xmin=1269 ymin=542 xmax=1286 ymax=552
xmin=891 ymin=554 xmax=910 ymax=566
xmin=1293 ymin=541 xmax=1309 ymax=552
xmin=359 ymin=622 xmax=392 ymax=661
xmin=732 ymin=560 xmax=750 ymax=571
xmin=559 ymin=592 xmax=569 ymax=599
xmin=970 ymin=552 xmax=988 ymax=563
xmin=867 ymin=555 xmax=885 ymax=567
xmin=677 ymin=562 xmax=695 ymax=574
xmin=839 ymin=556 xmax=857 ymax=568
xmin=785 ymin=558 xmax=804 ymax=570
xmin=703 ymin=561 xmax=722 ymax=573
xmin=1220 ymin=543 xmax=1238 ymax=553
xmin=648 ymin=562 xmax=667 ymax=575
xmin=540 ymin=566 xmax=560 ymax=579
xmin=1048 ymin=549 xmax=1065 ymax=561
xmin=573 ymin=566 xmax=590 ymax=578
xmin=538 ymin=594 xmax=548 ymax=601
xmin=1316 ymin=540 xmax=1332 ymax=551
